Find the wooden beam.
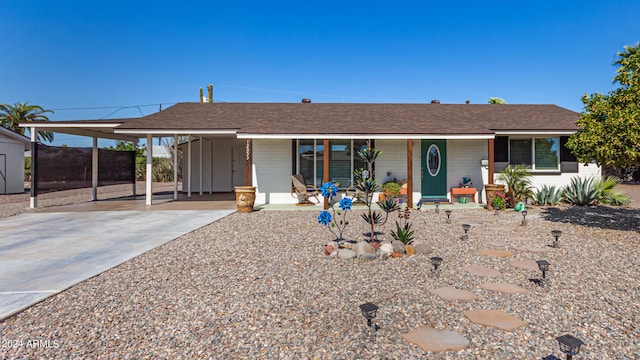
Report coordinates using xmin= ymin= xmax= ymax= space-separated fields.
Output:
xmin=323 ymin=139 xmax=329 ymax=209
xmin=245 ymin=139 xmax=252 ymax=185
xmin=407 ymin=139 xmax=413 ymax=208
xmin=488 ymin=138 xmax=495 ymax=184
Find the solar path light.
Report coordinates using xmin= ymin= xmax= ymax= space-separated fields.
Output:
xmin=461 ymin=223 xmax=471 ymax=241
xmin=434 ymin=201 xmax=440 ymax=214
xmin=551 ymin=230 xmax=562 ymax=248
xmin=430 ymin=256 xmax=443 ymax=277
xmin=536 ymin=260 xmax=550 ymax=284
xmin=521 ymin=210 xmax=528 ymax=226
xmin=556 ymin=334 xmax=585 ymax=360
xmin=359 ymin=302 xmax=379 ymax=329
xmin=445 ymin=210 xmax=452 ymax=223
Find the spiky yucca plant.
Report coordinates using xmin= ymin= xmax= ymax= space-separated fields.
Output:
xmin=533 ymin=184 xmax=562 ymax=206
xmin=562 ymin=177 xmax=601 ymax=206
xmin=595 ymin=176 xmax=630 ymax=206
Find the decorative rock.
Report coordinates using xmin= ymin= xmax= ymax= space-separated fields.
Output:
xmin=405 ymin=244 xmax=416 ymax=255
xmin=377 ymin=248 xmax=390 ymax=260
xmin=429 ymin=287 xmax=478 ymax=302
xmin=464 ymin=309 xmax=527 ymax=331
xmin=509 ymin=260 xmax=539 ymax=271
xmin=352 ymin=241 xmax=376 ymax=257
xmin=480 ymin=282 xmax=529 ymax=294
xmin=390 ymin=252 xmax=403 ymax=258
xmin=337 ymin=249 xmax=356 ymax=260
xmin=413 ymin=243 xmax=433 ymax=255
xmin=462 ymin=265 xmax=502 ymax=277
xmin=379 ymin=243 xmax=394 ymax=256
xmin=392 ymin=240 xmax=406 ymax=254
xmin=402 ymin=327 xmax=470 ymax=352
xmin=324 ymin=244 xmax=335 ymax=256
xmin=478 ymin=249 xmax=513 ymax=258
xmin=359 ymin=253 xmax=376 ymax=261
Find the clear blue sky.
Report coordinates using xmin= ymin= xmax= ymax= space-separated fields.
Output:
xmin=2 ymin=1 xmax=638 ymax=147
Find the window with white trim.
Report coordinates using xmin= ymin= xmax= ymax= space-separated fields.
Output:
xmin=509 ymin=137 xmax=560 ymax=170
xmin=296 ymin=139 xmax=369 ymax=188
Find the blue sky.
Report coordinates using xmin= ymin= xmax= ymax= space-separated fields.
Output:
xmin=2 ymin=1 xmax=638 ymax=146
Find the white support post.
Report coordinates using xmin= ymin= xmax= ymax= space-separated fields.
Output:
xmin=209 ymin=138 xmax=213 ymax=194
xmin=146 ymin=134 xmax=153 ymax=206
xmin=29 ymin=127 xmax=37 ymax=208
xmin=173 ymin=134 xmax=178 ymax=200
xmin=187 ymin=134 xmax=192 ymax=197
xmin=199 ymin=136 xmax=203 ymax=196
xmin=92 ymin=137 xmax=98 ymax=201
xmin=132 ymin=139 xmax=138 ymax=197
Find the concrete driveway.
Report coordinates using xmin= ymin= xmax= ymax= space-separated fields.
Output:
xmin=0 ymin=209 xmax=233 ymax=321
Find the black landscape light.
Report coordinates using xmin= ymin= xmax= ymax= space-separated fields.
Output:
xmin=430 ymin=256 xmax=443 ymax=276
xmin=461 ymin=223 xmax=471 ymax=241
xmin=556 ymin=334 xmax=585 ymax=360
xmin=536 ymin=260 xmax=550 ymax=283
xmin=521 ymin=210 xmax=528 ymax=226
xmin=359 ymin=302 xmax=379 ymax=329
xmin=434 ymin=201 xmax=440 ymax=214
xmin=445 ymin=210 xmax=452 ymax=223
xmin=551 ymin=230 xmax=562 ymax=248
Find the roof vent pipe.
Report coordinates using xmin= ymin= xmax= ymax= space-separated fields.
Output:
xmin=301 ymin=98 xmax=312 ymax=103
xmin=465 ymin=100 xmax=470 ymax=104
xmin=431 ymin=100 xmax=440 ymax=104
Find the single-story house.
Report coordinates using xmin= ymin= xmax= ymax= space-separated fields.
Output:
xmin=20 ymin=100 xmax=600 ymax=208
xmin=0 ymin=126 xmax=30 ymax=194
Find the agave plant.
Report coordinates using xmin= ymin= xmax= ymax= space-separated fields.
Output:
xmin=595 ymin=176 xmax=630 ymax=206
xmin=497 ymin=165 xmax=534 ymax=207
xmin=562 ymin=177 xmax=601 ymax=206
xmin=390 ymin=207 xmax=415 ymax=245
xmin=533 ymin=184 xmax=562 ymax=206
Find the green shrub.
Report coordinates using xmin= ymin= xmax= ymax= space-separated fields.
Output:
xmin=382 ymin=181 xmax=401 ymax=197
xmin=562 ymin=177 xmax=601 ymax=206
xmin=497 ymin=165 xmax=533 ymax=206
xmin=595 ymin=176 xmax=630 ymax=206
xmin=533 ymin=184 xmax=562 ymax=206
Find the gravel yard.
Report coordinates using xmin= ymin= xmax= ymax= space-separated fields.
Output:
xmin=1 ymin=185 xmax=639 ymax=358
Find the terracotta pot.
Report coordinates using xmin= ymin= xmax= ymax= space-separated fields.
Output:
xmin=234 ymin=186 xmax=256 ymax=213
xmin=484 ymin=184 xmax=506 ymax=210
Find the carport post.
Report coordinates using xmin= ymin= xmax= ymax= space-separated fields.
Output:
xmin=132 ymin=139 xmax=138 ymax=197
xmin=146 ymin=134 xmax=153 ymax=206
xmin=92 ymin=137 xmax=98 ymax=201
xmin=187 ymin=135 xmax=192 ymax=198
xmin=173 ymin=134 xmax=178 ymax=200
xmin=29 ymin=127 xmax=37 ymax=208
xmin=199 ymin=136 xmax=203 ymax=196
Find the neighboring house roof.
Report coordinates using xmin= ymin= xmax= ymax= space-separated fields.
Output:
xmin=20 ymin=102 xmax=580 ymax=140
xmin=0 ymin=126 xmax=31 ymax=150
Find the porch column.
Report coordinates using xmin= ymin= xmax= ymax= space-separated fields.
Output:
xmin=323 ymin=139 xmax=329 ymax=209
xmin=245 ymin=139 xmax=252 ymax=185
xmin=29 ymin=127 xmax=37 ymax=208
xmin=145 ymin=134 xmax=153 ymax=206
xmin=92 ymin=137 xmax=98 ymax=201
xmin=199 ymin=136 xmax=203 ymax=196
xmin=173 ymin=134 xmax=178 ymax=200
xmin=132 ymin=139 xmax=138 ymax=197
xmin=187 ymin=135 xmax=192 ymax=197
xmin=407 ymin=139 xmax=413 ymax=208
xmin=488 ymin=138 xmax=495 ymax=184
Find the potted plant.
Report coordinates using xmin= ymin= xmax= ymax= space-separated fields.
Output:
xmin=380 ymin=181 xmax=401 ymax=202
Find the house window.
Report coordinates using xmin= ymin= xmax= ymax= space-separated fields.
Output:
xmin=296 ymin=139 xmax=368 ymax=188
xmin=509 ymin=137 xmax=559 ymax=170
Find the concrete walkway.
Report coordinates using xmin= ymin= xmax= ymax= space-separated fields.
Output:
xmin=0 ymin=209 xmax=234 ymax=321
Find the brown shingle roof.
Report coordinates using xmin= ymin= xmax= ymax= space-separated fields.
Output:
xmin=113 ymin=102 xmax=579 ymax=136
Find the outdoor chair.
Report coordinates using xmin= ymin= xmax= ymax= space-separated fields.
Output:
xmin=291 ymin=174 xmax=320 ymax=205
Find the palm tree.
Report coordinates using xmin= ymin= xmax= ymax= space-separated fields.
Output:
xmin=0 ymin=102 xmax=54 ymax=142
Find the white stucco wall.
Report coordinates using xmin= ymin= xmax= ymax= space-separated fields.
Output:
xmin=0 ymin=138 xmax=26 ymax=194
xmin=446 ymin=139 xmax=488 ymax=203
xmin=180 ymin=137 xmax=246 ymax=193
xmin=375 ymin=139 xmax=421 ymax=205
xmin=253 ymin=139 xmax=297 ymax=205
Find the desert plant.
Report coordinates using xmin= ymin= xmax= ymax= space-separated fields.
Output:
xmin=595 ymin=176 xmax=630 ymax=206
xmin=562 ymin=177 xmax=601 ymax=206
xmin=354 ymin=144 xmax=399 ymax=242
xmin=382 ymin=181 xmax=401 ymax=199
xmin=390 ymin=207 xmax=414 ymax=245
xmin=497 ymin=165 xmax=534 ymax=206
xmin=533 ymin=184 xmax=562 ymax=206
xmin=491 ymin=193 xmax=507 ymax=210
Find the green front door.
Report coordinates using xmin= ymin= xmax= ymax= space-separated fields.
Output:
xmin=421 ymin=139 xmax=447 ymax=200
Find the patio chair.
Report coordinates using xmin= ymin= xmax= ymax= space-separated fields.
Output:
xmin=291 ymin=174 xmax=320 ymax=205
